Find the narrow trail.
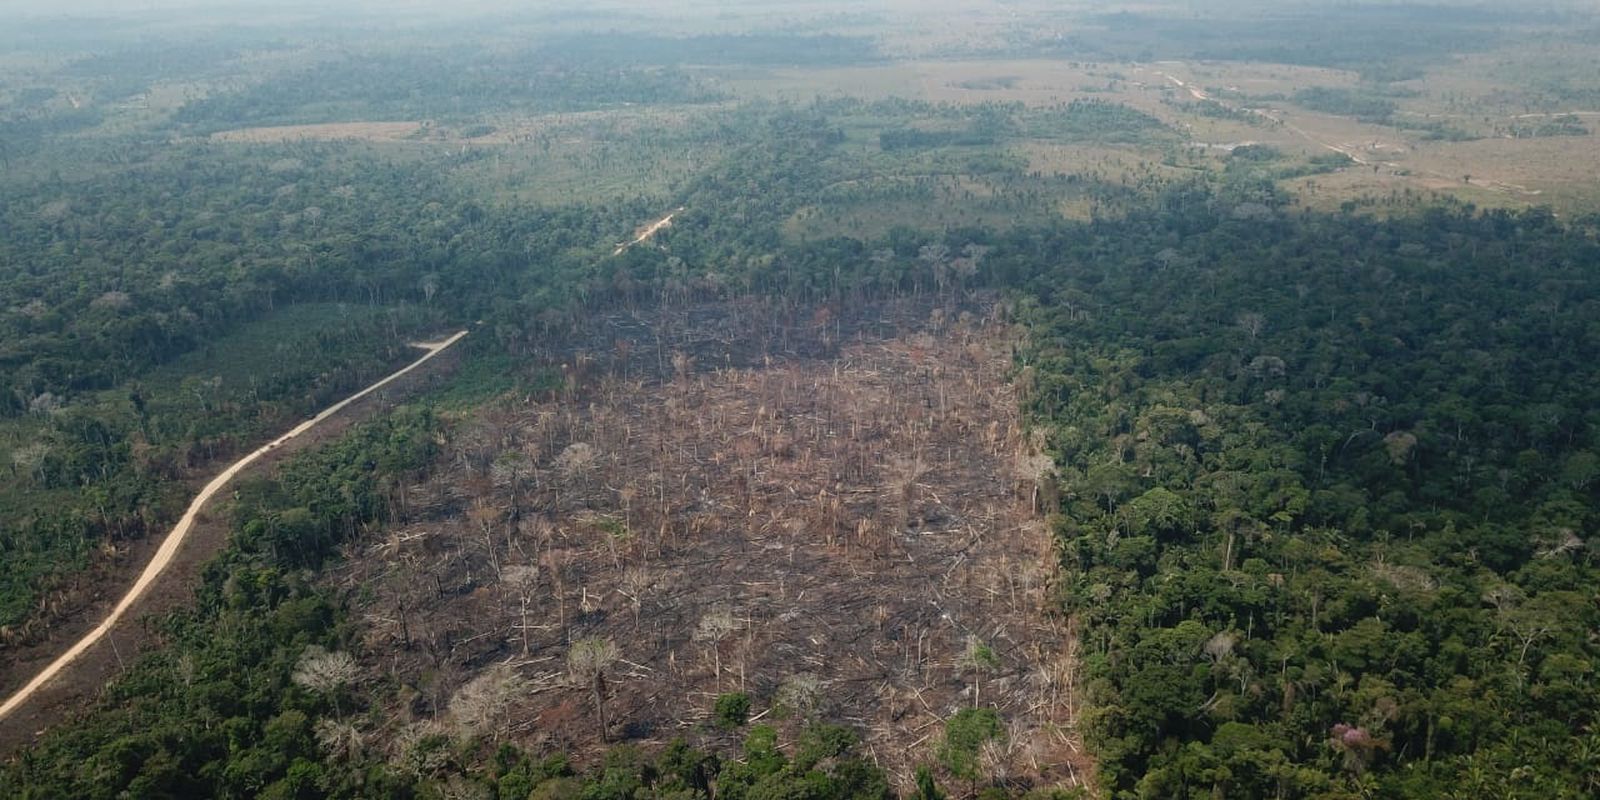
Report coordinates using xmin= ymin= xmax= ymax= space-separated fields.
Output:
xmin=1509 ymin=111 xmax=1600 ymax=119
xmin=0 ymin=331 xmax=469 ymax=723
xmin=1149 ymin=68 xmax=1358 ymax=161
xmin=612 ymin=207 xmax=684 ymax=256
xmin=1158 ymin=72 xmax=1210 ymax=102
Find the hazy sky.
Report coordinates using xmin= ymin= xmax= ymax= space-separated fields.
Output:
xmin=6 ymin=0 xmax=529 ymax=16
xmin=9 ymin=0 xmax=1591 ymax=23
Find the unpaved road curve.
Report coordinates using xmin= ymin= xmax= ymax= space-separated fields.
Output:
xmin=612 ymin=207 xmax=684 ymax=256
xmin=0 ymin=330 xmax=468 ymax=722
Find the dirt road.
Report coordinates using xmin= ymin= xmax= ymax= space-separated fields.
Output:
xmin=1149 ymin=68 xmax=1365 ymax=161
xmin=1158 ymin=72 xmax=1210 ymax=102
xmin=0 ymin=331 xmax=468 ymax=723
xmin=612 ymin=207 xmax=684 ymax=255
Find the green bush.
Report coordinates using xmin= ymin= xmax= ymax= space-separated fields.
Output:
xmin=714 ymin=692 xmax=752 ymax=729
xmin=937 ymin=707 xmax=1005 ymax=783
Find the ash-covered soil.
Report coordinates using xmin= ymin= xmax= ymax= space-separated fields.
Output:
xmin=328 ymin=298 xmax=1091 ymax=791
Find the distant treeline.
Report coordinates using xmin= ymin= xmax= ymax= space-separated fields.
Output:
xmin=880 ymin=99 xmax=1171 ymax=150
xmin=538 ymin=33 xmax=882 ymax=67
xmin=1037 ymin=7 xmax=1516 ymax=82
xmin=1292 ymin=87 xmax=1399 ymax=124
xmin=172 ymin=54 xmax=726 ymax=130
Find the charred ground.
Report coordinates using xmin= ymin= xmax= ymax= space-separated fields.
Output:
xmin=326 ymin=298 xmax=1091 ymax=791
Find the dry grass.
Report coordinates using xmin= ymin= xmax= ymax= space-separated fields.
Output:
xmin=721 ymin=59 xmax=1115 ymax=107
xmin=209 ymin=121 xmax=425 ymax=143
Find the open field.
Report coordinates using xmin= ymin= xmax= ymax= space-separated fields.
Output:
xmin=717 ymin=52 xmax=1600 ymax=216
xmin=717 ymin=60 xmax=1111 ymax=105
xmin=209 ymin=120 xmax=426 ymax=143
xmin=200 ymin=108 xmax=727 ymax=205
xmin=1113 ymin=60 xmax=1600 ymax=208
xmin=326 ymin=299 xmax=1091 ymax=790
xmin=207 ymin=107 xmax=709 ymax=145
xmin=14 ymin=8 xmax=1600 ymax=218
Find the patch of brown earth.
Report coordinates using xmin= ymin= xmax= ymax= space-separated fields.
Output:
xmin=329 ymin=300 xmax=1093 ymax=791
xmin=209 ymin=121 xmax=426 ymax=143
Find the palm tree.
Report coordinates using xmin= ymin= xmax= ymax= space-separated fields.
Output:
xmin=568 ymin=638 xmax=620 ymax=740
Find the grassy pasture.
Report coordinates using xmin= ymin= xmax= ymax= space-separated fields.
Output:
xmin=10 ymin=0 xmax=1598 ymax=220
xmin=1117 ymin=55 xmax=1600 ymax=214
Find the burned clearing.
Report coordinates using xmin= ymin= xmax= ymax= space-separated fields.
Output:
xmin=327 ymin=299 xmax=1090 ymax=791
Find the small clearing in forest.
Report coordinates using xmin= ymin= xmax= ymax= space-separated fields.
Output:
xmin=328 ymin=299 xmax=1091 ymax=792
xmin=207 ymin=121 xmax=425 ymax=143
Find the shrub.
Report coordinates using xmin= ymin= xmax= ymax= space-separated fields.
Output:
xmin=714 ymin=692 xmax=752 ymax=729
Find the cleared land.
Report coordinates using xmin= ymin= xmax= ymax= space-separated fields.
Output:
xmin=209 ymin=121 xmax=427 ymax=143
xmin=327 ymin=299 xmax=1091 ymax=791
xmin=1145 ymin=58 xmax=1600 ymax=209
xmin=726 ymin=54 xmax=1600 ymax=215
xmin=194 ymin=46 xmax=1600 ymax=220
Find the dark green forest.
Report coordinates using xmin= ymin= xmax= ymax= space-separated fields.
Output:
xmin=171 ymin=55 xmax=726 ymax=131
xmin=1009 ymin=200 xmax=1600 ymax=798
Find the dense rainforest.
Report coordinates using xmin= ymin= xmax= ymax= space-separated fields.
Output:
xmin=1008 ymin=197 xmax=1600 ymax=798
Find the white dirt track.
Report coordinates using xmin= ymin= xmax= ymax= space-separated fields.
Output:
xmin=612 ymin=208 xmax=683 ymax=255
xmin=0 ymin=331 xmax=467 ymax=722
